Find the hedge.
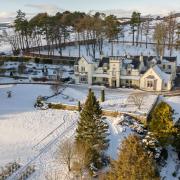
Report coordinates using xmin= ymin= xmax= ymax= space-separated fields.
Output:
xmin=0 ymin=56 xmax=75 ymax=65
xmin=48 ymin=103 xmax=78 ymax=111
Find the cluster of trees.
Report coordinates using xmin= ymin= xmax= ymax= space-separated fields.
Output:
xmin=57 ymin=89 xmax=109 ymax=177
xmin=153 ymin=13 xmax=179 ymax=56
xmin=107 ymin=101 xmax=180 ymax=179
xmin=10 ymin=10 xmax=120 ymax=58
xmin=10 ymin=9 xmax=179 ymax=58
xmin=57 ymin=98 xmax=180 ymax=179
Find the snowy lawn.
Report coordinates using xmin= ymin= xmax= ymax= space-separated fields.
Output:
xmin=0 ymin=84 xmax=53 ymax=115
xmin=48 ymin=85 xmax=158 ymax=116
xmin=0 ymin=84 xmax=80 ymax=179
xmin=0 ymin=110 xmax=78 ymax=166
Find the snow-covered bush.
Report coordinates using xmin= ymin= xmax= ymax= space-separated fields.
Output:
xmin=142 ymin=132 xmax=162 ymax=160
xmin=34 ymin=96 xmax=48 ymax=109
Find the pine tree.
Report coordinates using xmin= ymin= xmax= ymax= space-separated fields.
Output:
xmin=76 ymin=89 xmax=109 ymax=168
xmin=130 ymin=11 xmax=141 ymax=46
xmin=107 ymin=135 xmax=160 ymax=180
xmin=149 ymin=101 xmax=177 ymax=146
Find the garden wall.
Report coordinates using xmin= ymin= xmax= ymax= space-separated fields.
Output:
xmin=48 ymin=102 xmax=148 ymax=124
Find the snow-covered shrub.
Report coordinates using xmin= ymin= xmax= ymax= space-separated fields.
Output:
xmin=142 ymin=132 xmax=162 ymax=160
xmin=34 ymin=96 xmax=45 ymax=108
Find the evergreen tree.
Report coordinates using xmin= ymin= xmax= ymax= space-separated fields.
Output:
xmin=14 ymin=10 xmax=29 ymax=50
xmin=149 ymin=101 xmax=177 ymax=146
xmin=78 ymin=101 xmax=82 ymax=112
xmin=76 ymin=89 xmax=109 ymax=168
xmin=101 ymin=89 xmax=105 ymax=102
xmin=130 ymin=11 xmax=141 ymax=46
xmin=107 ymin=135 xmax=160 ymax=180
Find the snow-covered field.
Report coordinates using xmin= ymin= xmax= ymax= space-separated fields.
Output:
xmin=0 ymin=77 xmax=180 ymax=179
xmin=0 ymin=84 xmax=80 ymax=179
xmin=0 ymin=84 xmax=136 ymax=179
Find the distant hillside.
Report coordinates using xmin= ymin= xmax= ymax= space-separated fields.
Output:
xmin=91 ymin=9 xmax=180 ymax=20
xmin=90 ymin=9 xmax=133 ymax=18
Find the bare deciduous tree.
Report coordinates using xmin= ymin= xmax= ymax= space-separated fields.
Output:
xmin=57 ymin=139 xmax=75 ymax=172
xmin=153 ymin=22 xmax=167 ymax=57
xmin=127 ymin=93 xmax=145 ymax=110
xmin=72 ymin=143 xmax=88 ymax=179
xmin=50 ymin=82 xmax=61 ymax=95
xmin=164 ymin=13 xmax=177 ymax=56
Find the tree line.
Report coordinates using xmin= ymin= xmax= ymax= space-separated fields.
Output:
xmin=9 ymin=10 xmax=179 ymax=58
xmin=9 ymin=10 xmax=120 ymax=58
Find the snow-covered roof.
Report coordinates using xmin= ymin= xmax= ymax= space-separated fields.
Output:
xmin=152 ymin=65 xmax=171 ymax=82
xmin=82 ymin=55 xmax=94 ymax=64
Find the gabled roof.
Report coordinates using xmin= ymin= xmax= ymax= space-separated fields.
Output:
xmin=74 ymin=56 xmax=94 ymax=65
xmin=153 ymin=65 xmax=171 ymax=81
xmin=149 ymin=65 xmax=171 ymax=82
xmin=82 ymin=55 xmax=94 ymax=64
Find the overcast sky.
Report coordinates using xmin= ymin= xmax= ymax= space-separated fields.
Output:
xmin=0 ymin=0 xmax=180 ymax=22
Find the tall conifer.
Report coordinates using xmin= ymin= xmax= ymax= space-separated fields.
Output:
xmin=76 ymin=89 xmax=109 ymax=168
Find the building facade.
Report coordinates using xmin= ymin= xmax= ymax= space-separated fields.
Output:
xmin=74 ymin=55 xmax=177 ymax=91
